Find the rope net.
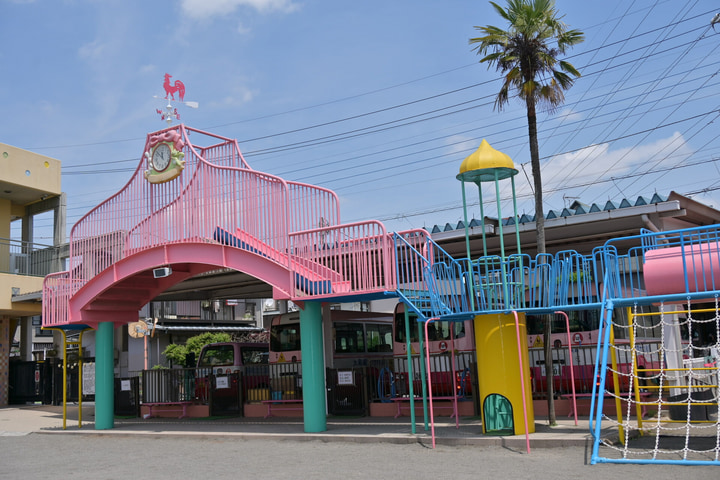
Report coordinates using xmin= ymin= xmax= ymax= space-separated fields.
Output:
xmin=593 ymin=301 xmax=720 ymax=464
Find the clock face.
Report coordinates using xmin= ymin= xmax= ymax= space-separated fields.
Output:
xmin=152 ymin=143 xmax=172 ymax=172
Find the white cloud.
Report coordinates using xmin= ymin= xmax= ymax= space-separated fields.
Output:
xmin=77 ymin=40 xmax=106 ymax=60
xmin=535 ymin=131 xmax=695 ymax=208
xmin=547 ymin=132 xmax=692 ymax=182
xmin=180 ymin=0 xmax=299 ymax=19
xmin=236 ymin=21 xmax=251 ymax=35
xmin=210 ymin=84 xmax=257 ymax=108
xmin=445 ymin=135 xmax=477 ymax=156
xmin=556 ymin=108 xmax=582 ymax=123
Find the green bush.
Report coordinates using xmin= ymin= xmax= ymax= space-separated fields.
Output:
xmin=161 ymin=332 xmax=232 ymax=367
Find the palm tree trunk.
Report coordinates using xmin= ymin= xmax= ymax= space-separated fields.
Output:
xmin=526 ymin=100 xmax=546 ymax=255
xmin=526 ymin=97 xmax=556 ymax=425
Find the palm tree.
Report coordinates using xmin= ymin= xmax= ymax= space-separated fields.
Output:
xmin=470 ymin=0 xmax=583 ymax=425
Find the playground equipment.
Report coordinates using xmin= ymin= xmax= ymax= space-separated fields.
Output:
xmin=40 ymin=109 xmax=720 ymax=463
xmin=588 ymin=225 xmax=720 ymax=465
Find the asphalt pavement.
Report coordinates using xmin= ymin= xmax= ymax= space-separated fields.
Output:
xmin=0 ymin=403 xmax=595 ymax=449
xmin=2 ymin=404 xmax=719 ymax=479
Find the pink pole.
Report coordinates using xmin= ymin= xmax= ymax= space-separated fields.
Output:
xmin=425 ymin=318 xmax=438 ymax=449
xmin=450 ymin=328 xmax=459 ymax=429
xmin=512 ymin=311 xmax=531 ymax=454
xmin=555 ymin=311 xmax=578 ymax=426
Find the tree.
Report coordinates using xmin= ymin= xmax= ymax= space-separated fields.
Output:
xmin=162 ymin=331 xmax=232 ymax=367
xmin=470 ymin=0 xmax=583 ymax=425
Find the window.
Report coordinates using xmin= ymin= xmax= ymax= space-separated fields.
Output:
xmin=394 ymin=312 xmax=464 ymax=342
xmin=526 ymin=309 xmax=601 ymax=336
xmin=241 ymin=347 xmax=268 ymax=365
xmin=198 ymin=345 xmax=234 ymax=367
xmin=334 ymin=322 xmax=364 ymax=354
xmin=365 ymin=323 xmax=393 ymax=352
xmin=270 ymin=324 xmax=301 ymax=352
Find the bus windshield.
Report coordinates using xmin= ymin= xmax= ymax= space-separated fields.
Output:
xmin=334 ymin=321 xmax=393 ymax=354
xmin=198 ymin=344 xmax=235 ymax=367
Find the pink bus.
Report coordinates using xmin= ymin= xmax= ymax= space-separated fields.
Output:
xmin=269 ymin=310 xmax=394 ymax=368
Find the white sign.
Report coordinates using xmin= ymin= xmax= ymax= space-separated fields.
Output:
xmin=540 ymin=363 xmax=561 ymax=377
xmin=82 ymin=362 xmax=95 ymax=395
xmin=337 ymin=371 xmax=354 ymax=385
xmin=120 ymin=380 xmax=131 ymax=392
xmin=216 ymin=376 xmax=229 ymax=389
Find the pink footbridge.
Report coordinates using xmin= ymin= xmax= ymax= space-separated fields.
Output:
xmin=42 ymin=125 xmax=408 ymax=330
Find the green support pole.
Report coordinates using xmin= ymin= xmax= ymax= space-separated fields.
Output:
xmin=300 ymin=302 xmax=326 ymax=433
xmin=95 ymin=321 xmax=114 ymax=430
xmin=461 ymin=183 xmax=476 ymax=311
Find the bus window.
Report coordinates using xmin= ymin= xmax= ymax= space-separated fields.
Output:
xmin=394 ymin=312 xmax=464 ymax=342
xmin=241 ymin=346 xmax=269 ymax=365
xmin=271 ymin=323 xmax=301 ymax=352
xmin=527 ymin=309 xmax=601 ymax=336
xmin=198 ymin=344 xmax=235 ymax=367
xmin=335 ymin=322 xmax=364 ymax=354
xmin=394 ymin=314 xmax=420 ymax=343
xmin=366 ymin=323 xmax=393 ymax=352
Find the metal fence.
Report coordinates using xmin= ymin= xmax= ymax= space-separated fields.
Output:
xmin=0 ymin=238 xmax=63 ymax=277
xmin=391 ymin=352 xmax=475 ymax=399
xmin=126 ymin=353 xmax=476 ymax=417
xmin=528 ymin=342 xmax=663 ymax=396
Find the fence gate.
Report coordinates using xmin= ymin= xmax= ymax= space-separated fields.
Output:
xmin=327 ymin=367 xmax=367 ymax=416
xmin=8 ymin=360 xmax=60 ymax=404
xmin=210 ymin=372 xmax=243 ymax=416
xmin=115 ymin=377 xmax=140 ymax=417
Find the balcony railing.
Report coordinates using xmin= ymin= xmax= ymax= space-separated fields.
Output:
xmin=0 ymin=238 xmax=64 ymax=277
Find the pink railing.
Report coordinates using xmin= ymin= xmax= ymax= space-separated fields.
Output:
xmin=44 ymin=125 xmax=349 ymax=326
xmin=288 ymin=221 xmax=396 ymax=298
xmin=42 ymin=272 xmax=81 ymax=327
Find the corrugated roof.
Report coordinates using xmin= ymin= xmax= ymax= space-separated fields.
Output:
xmin=429 ymin=194 xmax=668 ymax=233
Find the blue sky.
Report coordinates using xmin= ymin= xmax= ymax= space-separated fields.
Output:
xmin=2 ymin=0 xmax=720 ymax=242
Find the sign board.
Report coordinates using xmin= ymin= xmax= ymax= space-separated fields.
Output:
xmin=120 ymin=379 xmax=131 ymax=392
xmin=82 ymin=362 xmax=95 ymax=395
xmin=337 ymin=370 xmax=354 ymax=385
xmin=540 ymin=363 xmax=561 ymax=377
xmin=216 ymin=376 xmax=229 ymax=389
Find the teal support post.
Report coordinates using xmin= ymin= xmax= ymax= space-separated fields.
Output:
xmin=300 ymin=302 xmax=326 ymax=432
xmin=95 ymin=321 xmax=114 ymax=430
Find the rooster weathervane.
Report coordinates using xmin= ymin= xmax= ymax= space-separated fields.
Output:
xmin=155 ymin=73 xmax=198 ymax=125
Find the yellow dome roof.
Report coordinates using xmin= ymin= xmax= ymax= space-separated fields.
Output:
xmin=457 ymin=139 xmax=518 ymax=182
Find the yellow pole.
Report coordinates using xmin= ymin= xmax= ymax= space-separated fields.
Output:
xmin=627 ymin=307 xmax=645 ymax=429
xmin=609 ymin=322 xmax=623 ymax=442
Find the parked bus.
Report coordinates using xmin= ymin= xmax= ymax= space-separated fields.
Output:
xmin=195 ymin=342 xmax=270 ymax=407
xmin=269 ymin=310 xmax=394 ymax=368
xmin=197 ymin=342 xmax=269 ymax=375
xmin=392 ymin=302 xmax=475 ymax=397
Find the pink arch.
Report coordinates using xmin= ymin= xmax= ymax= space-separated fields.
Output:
xmin=69 ymin=242 xmax=294 ymax=327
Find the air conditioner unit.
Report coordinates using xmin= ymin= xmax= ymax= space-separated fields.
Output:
xmin=153 ymin=267 xmax=172 ymax=278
